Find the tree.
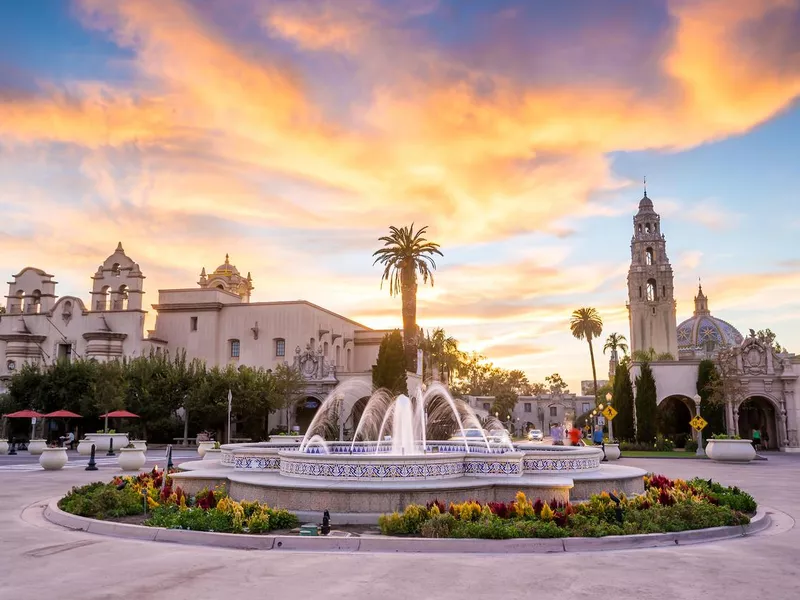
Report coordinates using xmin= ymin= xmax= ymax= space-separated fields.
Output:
xmin=90 ymin=360 xmax=128 ymax=432
xmin=702 ymin=348 xmax=747 ymax=436
xmin=569 ymin=307 xmax=603 ymax=402
xmin=272 ymin=363 xmax=308 ymax=432
xmin=545 ymin=373 xmax=568 ymax=395
xmin=632 ymin=348 xmax=657 ymax=362
xmin=634 ymin=362 xmax=658 ymax=443
xmin=373 ymin=224 xmax=443 ymax=371
xmin=372 ymin=330 xmax=408 ymax=395
xmin=756 ymin=328 xmax=787 ymax=353
xmin=697 ymin=359 xmax=726 ymax=436
xmin=612 ymin=362 xmax=635 ymax=440
xmin=603 ymin=332 xmax=629 ymax=357
xmin=490 ymin=389 xmax=518 ymax=425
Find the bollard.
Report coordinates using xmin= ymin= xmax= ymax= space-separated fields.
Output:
xmin=86 ymin=444 xmax=98 ymax=471
xmin=321 ymin=510 xmax=331 ymax=536
xmin=8 ymin=436 xmax=16 ymax=456
xmin=166 ymin=445 xmax=174 ymax=471
xmin=107 ymin=437 xmax=115 ymax=457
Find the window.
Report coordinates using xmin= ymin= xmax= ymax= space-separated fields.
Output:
xmin=111 ymin=263 xmax=121 ymax=277
xmin=582 ymin=403 xmax=590 ymax=413
xmin=230 ymin=339 xmax=240 ymax=359
xmin=524 ymin=403 xmax=532 ymax=413
xmin=275 ymin=338 xmax=286 ymax=357
xmin=57 ymin=343 xmax=72 ymax=363
xmin=335 ymin=346 xmax=341 ymax=366
xmin=346 ymin=348 xmax=352 ymax=370
xmin=483 ymin=403 xmax=491 ymax=411
xmin=323 ymin=341 xmax=329 ymax=357
xmin=662 ymin=285 xmax=666 ymax=298
xmin=645 ymin=247 xmax=654 ymax=265
xmin=114 ymin=284 xmax=128 ymax=310
xmin=645 ymin=223 xmax=651 ymax=234
xmin=549 ymin=406 xmax=558 ymax=417
xmin=646 ymin=279 xmax=657 ymax=301
xmin=190 ymin=317 xmax=198 ymax=331
xmin=637 ymin=224 xmax=642 ymax=234
xmin=638 ymin=286 xmax=642 ymax=299
xmin=28 ymin=289 xmax=41 ymax=314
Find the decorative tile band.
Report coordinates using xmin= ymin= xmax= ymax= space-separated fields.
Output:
xmin=234 ymin=455 xmax=281 ymax=471
xmin=523 ymin=457 xmax=600 ymax=473
xmin=279 ymin=457 xmax=465 ymax=480
xmin=463 ymin=458 xmax=523 ymax=476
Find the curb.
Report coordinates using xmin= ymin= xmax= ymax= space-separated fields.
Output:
xmin=44 ymin=498 xmax=772 ymax=554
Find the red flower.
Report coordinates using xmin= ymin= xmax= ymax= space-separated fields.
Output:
xmin=532 ymin=499 xmax=544 ymax=516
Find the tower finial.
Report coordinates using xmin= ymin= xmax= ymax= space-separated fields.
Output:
xmin=643 ymin=175 xmax=647 ymax=197
xmin=225 ymin=253 xmax=230 ymax=264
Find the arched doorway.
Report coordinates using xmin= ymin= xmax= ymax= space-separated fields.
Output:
xmin=295 ymin=396 xmax=322 ymax=434
xmin=738 ymin=396 xmax=778 ymax=450
xmin=658 ymin=396 xmax=693 ymax=447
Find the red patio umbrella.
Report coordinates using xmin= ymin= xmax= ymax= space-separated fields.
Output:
xmin=99 ymin=410 xmax=139 ymax=434
xmin=99 ymin=410 xmax=140 ymax=418
xmin=44 ymin=410 xmax=82 ymax=418
xmin=2 ymin=409 xmax=44 ymax=419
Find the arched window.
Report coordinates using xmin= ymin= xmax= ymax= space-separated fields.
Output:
xmin=115 ymin=285 xmax=129 ymax=310
xmin=646 ymin=279 xmax=657 ymax=301
xmin=216 ymin=284 xmax=224 ymax=290
xmin=637 ymin=224 xmax=642 ymax=234
xmin=645 ymin=247 xmax=654 ymax=265
xmin=230 ymin=339 xmax=240 ymax=359
xmin=29 ymin=289 xmax=41 ymax=314
xmin=323 ymin=341 xmax=329 ymax=357
xmin=275 ymin=338 xmax=286 ymax=357
xmin=662 ymin=285 xmax=666 ymax=298
xmin=335 ymin=346 xmax=341 ymax=367
xmin=14 ymin=290 xmax=24 ymax=313
xmin=346 ymin=348 xmax=352 ymax=371
xmin=638 ymin=286 xmax=642 ymax=299
xmin=98 ymin=285 xmax=110 ymax=310
xmin=111 ymin=263 xmax=121 ymax=277
xmin=645 ymin=223 xmax=651 ymax=234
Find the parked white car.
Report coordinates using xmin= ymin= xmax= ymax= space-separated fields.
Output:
xmin=527 ymin=429 xmax=544 ymax=441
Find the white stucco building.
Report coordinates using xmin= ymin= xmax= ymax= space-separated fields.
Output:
xmin=624 ymin=192 xmax=800 ymax=451
xmin=0 ymin=246 xmax=411 ymax=432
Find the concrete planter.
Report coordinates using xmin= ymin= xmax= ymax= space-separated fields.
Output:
xmin=39 ymin=447 xmax=68 ymax=470
xmin=130 ymin=440 xmax=148 ymax=451
xmin=705 ymin=439 xmax=756 ymax=463
xmin=77 ymin=439 xmax=96 ymax=456
xmin=28 ymin=439 xmax=47 ymax=456
xmin=84 ymin=433 xmax=129 ymax=452
xmin=197 ymin=441 xmax=216 ymax=457
xmin=0 ymin=439 xmax=8 ymax=454
xmin=203 ymin=448 xmax=222 ymax=461
xmin=604 ymin=444 xmax=621 ymax=461
xmin=118 ymin=448 xmax=147 ymax=471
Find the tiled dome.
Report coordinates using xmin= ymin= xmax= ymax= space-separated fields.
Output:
xmin=677 ymin=285 xmax=743 ymax=350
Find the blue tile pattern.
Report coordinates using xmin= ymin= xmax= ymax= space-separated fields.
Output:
xmin=523 ymin=457 xmax=600 ymax=472
xmin=280 ymin=458 xmax=465 ymax=480
xmin=463 ymin=459 xmax=522 ymax=475
xmin=234 ymin=455 xmax=281 ymax=471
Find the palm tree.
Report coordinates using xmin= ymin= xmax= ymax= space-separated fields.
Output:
xmin=373 ymin=224 xmax=443 ymax=371
xmin=603 ymin=332 xmax=628 ymax=358
xmin=569 ymin=308 xmax=604 ymax=402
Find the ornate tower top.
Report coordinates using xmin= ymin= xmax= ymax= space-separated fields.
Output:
xmin=198 ymin=254 xmax=254 ymax=302
xmin=694 ymin=282 xmax=710 ymax=316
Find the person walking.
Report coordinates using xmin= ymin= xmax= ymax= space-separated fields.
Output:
xmin=752 ymin=427 xmax=762 ymax=452
xmin=592 ymin=425 xmax=604 ymax=446
xmin=569 ymin=426 xmax=581 ymax=447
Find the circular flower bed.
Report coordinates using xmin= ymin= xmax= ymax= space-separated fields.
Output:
xmin=58 ymin=468 xmax=298 ymax=534
xmin=377 ymin=473 xmax=756 ymax=539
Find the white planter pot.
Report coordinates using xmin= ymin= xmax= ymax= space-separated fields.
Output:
xmin=203 ymin=448 xmax=222 ymax=461
xmin=84 ymin=433 xmax=130 ymax=452
xmin=130 ymin=440 xmax=148 ymax=451
xmin=0 ymin=440 xmax=8 ymax=454
xmin=118 ymin=448 xmax=147 ymax=471
xmin=39 ymin=447 xmax=68 ymax=470
xmin=705 ymin=439 xmax=756 ymax=463
xmin=604 ymin=443 xmax=621 ymax=461
xmin=77 ymin=439 xmax=96 ymax=456
xmin=197 ymin=441 xmax=216 ymax=457
xmin=28 ymin=439 xmax=47 ymax=456
xmin=268 ymin=435 xmax=304 ymax=444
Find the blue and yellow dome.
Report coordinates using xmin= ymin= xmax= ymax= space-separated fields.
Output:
xmin=677 ymin=285 xmax=743 ymax=350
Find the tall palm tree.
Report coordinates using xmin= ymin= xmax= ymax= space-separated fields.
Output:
xmin=373 ymin=224 xmax=442 ymax=372
xmin=603 ymin=332 xmax=629 ymax=357
xmin=570 ymin=308 xmax=604 ymax=402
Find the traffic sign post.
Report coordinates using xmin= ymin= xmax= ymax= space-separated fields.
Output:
xmin=690 ymin=415 xmax=708 ymax=457
xmin=602 ymin=405 xmax=617 ymax=442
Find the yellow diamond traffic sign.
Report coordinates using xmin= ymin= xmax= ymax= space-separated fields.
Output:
xmin=690 ymin=416 xmax=708 ymax=431
xmin=602 ymin=406 xmax=618 ymax=421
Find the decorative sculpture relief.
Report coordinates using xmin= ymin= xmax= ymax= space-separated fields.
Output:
xmin=293 ymin=342 xmax=336 ymax=381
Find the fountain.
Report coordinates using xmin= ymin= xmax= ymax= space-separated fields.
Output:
xmin=172 ymin=382 xmax=646 ymax=521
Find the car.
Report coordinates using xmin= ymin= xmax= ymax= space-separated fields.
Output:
xmin=527 ymin=429 xmax=544 ymax=441
xmin=448 ymin=428 xmax=488 ymax=441
xmin=487 ymin=429 xmax=512 ymax=444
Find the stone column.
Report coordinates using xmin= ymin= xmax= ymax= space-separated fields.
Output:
xmin=725 ymin=401 xmax=735 ymax=435
xmin=783 ymin=388 xmax=798 ymax=448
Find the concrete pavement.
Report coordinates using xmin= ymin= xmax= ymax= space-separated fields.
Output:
xmin=0 ymin=452 xmax=798 ymax=600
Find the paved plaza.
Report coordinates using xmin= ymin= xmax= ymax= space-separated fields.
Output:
xmin=0 ymin=452 xmax=797 ymax=599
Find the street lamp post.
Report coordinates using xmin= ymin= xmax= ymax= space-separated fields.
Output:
xmin=693 ymin=394 xmax=705 ymax=456
xmin=605 ymin=392 xmax=614 ymax=442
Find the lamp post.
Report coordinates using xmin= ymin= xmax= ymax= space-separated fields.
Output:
xmin=606 ymin=392 xmax=614 ymax=442
xmin=693 ymin=394 xmax=705 ymax=456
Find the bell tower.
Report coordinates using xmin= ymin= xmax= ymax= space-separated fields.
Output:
xmin=626 ymin=187 xmax=678 ymax=357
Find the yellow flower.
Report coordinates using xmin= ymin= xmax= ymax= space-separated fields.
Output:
xmin=146 ymin=496 xmax=159 ymax=509
xmin=540 ymin=504 xmax=554 ymax=521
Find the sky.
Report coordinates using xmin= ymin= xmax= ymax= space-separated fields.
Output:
xmin=1 ymin=0 xmax=800 ymax=392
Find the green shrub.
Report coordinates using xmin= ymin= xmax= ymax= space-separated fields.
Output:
xmin=419 ymin=513 xmax=456 ymax=538
xmin=268 ymin=508 xmax=299 ymax=530
xmin=378 ymin=512 xmax=411 ymax=535
xmin=688 ymin=478 xmax=757 ymax=513
xmin=684 ymin=439 xmax=698 ymax=453
xmin=654 ymin=435 xmax=675 ymax=452
xmin=59 ymin=482 xmax=144 ymax=519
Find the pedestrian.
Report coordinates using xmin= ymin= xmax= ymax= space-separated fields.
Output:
xmin=569 ymin=426 xmax=581 ymax=446
xmin=752 ymin=427 xmax=761 ymax=451
xmin=592 ymin=425 xmax=604 ymax=445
